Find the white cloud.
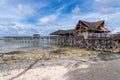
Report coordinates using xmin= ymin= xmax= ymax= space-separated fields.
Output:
xmin=0 ymin=6 xmax=22 ymax=21
xmin=38 ymin=14 xmax=59 ymax=26
xmin=18 ymin=4 xmax=23 ymax=13
xmin=0 ymin=0 xmax=50 ymax=36
xmin=99 ymin=7 xmax=119 ymax=14
xmin=95 ymin=0 xmax=120 ymax=6
xmin=19 ymin=5 xmax=36 ymax=17
xmin=0 ymin=22 xmax=38 ymax=36
xmin=0 ymin=0 xmax=44 ymax=23
xmin=95 ymin=0 xmax=120 ymax=14
xmin=71 ymin=5 xmax=81 ymax=15
xmin=0 ymin=5 xmax=23 ymax=22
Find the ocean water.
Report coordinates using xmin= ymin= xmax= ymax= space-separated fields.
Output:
xmin=0 ymin=39 xmax=50 ymax=53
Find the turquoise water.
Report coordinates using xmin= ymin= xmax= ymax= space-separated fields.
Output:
xmin=0 ymin=39 xmax=50 ymax=53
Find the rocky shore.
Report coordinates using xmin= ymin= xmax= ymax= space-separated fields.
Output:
xmin=1 ymin=46 xmax=120 ymax=80
xmin=1 ymin=50 xmax=120 ymax=72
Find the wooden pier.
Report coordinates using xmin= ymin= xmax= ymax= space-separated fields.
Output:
xmin=3 ymin=34 xmax=52 ymax=47
xmin=50 ymin=20 xmax=118 ymax=50
xmin=4 ymin=34 xmax=40 ymax=44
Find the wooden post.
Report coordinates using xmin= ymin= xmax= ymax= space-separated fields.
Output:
xmin=49 ymin=35 xmax=51 ymax=46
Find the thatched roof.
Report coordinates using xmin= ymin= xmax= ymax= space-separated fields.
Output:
xmin=50 ymin=29 xmax=75 ymax=35
xmin=50 ymin=20 xmax=110 ymax=36
xmin=76 ymin=20 xmax=109 ymax=32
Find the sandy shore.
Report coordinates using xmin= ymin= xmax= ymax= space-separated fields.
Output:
xmin=1 ymin=58 xmax=120 ymax=80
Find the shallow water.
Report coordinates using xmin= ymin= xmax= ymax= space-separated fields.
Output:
xmin=0 ymin=39 xmax=50 ymax=53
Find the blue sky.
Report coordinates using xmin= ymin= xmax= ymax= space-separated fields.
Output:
xmin=0 ymin=0 xmax=120 ymax=36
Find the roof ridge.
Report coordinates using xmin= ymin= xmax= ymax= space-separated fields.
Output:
xmin=79 ymin=20 xmax=104 ymax=28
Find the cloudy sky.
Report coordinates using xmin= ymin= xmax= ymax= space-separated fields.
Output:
xmin=0 ymin=0 xmax=120 ymax=37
